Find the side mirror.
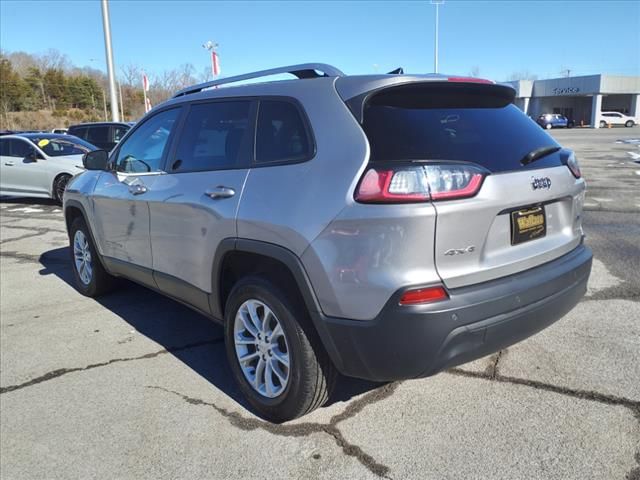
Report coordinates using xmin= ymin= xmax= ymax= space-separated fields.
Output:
xmin=83 ymin=150 xmax=109 ymax=170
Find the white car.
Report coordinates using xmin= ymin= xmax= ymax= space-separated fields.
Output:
xmin=599 ymin=111 xmax=637 ymax=128
xmin=0 ymin=134 xmax=96 ymax=203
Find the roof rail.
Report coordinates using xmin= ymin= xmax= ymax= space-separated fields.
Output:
xmin=173 ymin=63 xmax=345 ymax=98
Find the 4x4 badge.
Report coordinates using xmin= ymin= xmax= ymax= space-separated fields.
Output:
xmin=531 ymin=176 xmax=552 ymax=190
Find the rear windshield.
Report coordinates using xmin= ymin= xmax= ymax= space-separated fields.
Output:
xmin=362 ymin=84 xmax=562 ymax=172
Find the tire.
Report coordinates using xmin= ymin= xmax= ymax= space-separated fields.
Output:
xmin=224 ymin=276 xmax=336 ymax=422
xmin=625 ymin=120 xmax=634 ymax=127
xmin=53 ymin=174 xmax=71 ymax=204
xmin=69 ymin=216 xmax=116 ymax=297
xmin=545 ymin=123 xmax=552 ymax=130
xmin=599 ymin=120 xmax=607 ymax=128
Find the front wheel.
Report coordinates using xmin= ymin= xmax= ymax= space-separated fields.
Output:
xmin=69 ymin=217 xmax=116 ymax=297
xmin=625 ymin=120 xmax=634 ymax=127
xmin=53 ymin=174 xmax=71 ymax=204
xmin=224 ymin=277 xmax=336 ymax=422
xmin=599 ymin=120 xmax=607 ymax=128
xmin=545 ymin=123 xmax=552 ymax=130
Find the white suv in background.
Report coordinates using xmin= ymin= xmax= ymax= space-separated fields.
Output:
xmin=599 ymin=111 xmax=637 ymax=128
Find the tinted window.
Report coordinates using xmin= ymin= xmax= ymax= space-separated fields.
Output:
xmin=112 ymin=125 xmax=129 ymax=143
xmin=116 ymin=108 xmax=180 ymax=173
xmin=68 ymin=126 xmax=88 ymax=139
xmin=0 ymin=139 xmax=8 ymax=156
xmin=256 ymin=100 xmax=311 ymax=164
xmin=362 ymin=85 xmax=562 ymax=173
xmin=86 ymin=126 xmax=109 ymax=144
xmin=172 ymin=101 xmax=251 ymax=172
xmin=3 ymin=139 xmax=34 ymax=158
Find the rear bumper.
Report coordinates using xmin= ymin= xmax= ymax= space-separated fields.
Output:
xmin=318 ymin=244 xmax=592 ymax=382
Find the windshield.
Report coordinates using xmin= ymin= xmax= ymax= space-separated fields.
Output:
xmin=29 ymin=136 xmax=97 ymax=157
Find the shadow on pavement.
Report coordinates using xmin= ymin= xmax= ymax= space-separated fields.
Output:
xmin=38 ymin=246 xmax=382 ymax=417
xmin=0 ymin=196 xmax=59 ymax=207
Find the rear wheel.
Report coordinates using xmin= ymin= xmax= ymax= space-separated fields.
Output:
xmin=599 ymin=120 xmax=607 ymax=128
xmin=625 ymin=120 xmax=634 ymax=127
xmin=224 ymin=276 xmax=336 ymax=422
xmin=53 ymin=174 xmax=71 ymax=204
xmin=69 ymin=217 xmax=116 ymax=297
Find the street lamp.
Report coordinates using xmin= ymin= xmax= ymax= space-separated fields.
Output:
xmin=431 ymin=0 xmax=444 ymax=74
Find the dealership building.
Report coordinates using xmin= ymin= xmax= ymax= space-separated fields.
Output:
xmin=507 ymin=74 xmax=640 ymax=127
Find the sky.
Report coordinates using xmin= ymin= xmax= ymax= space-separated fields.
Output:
xmin=1 ymin=0 xmax=639 ymax=82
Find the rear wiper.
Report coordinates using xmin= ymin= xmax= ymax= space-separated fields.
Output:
xmin=521 ymin=145 xmax=561 ymax=165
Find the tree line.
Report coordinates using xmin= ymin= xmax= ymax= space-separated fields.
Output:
xmin=0 ymin=49 xmax=211 ymax=125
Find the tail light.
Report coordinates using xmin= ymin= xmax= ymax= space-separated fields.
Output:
xmin=355 ymin=164 xmax=485 ymax=203
xmin=566 ymin=151 xmax=581 ymax=179
xmin=399 ymin=285 xmax=449 ymax=305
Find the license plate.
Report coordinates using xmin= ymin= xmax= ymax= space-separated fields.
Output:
xmin=511 ymin=206 xmax=546 ymax=245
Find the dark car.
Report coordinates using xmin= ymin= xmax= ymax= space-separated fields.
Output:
xmin=67 ymin=122 xmax=131 ymax=151
xmin=536 ymin=113 xmax=574 ymax=130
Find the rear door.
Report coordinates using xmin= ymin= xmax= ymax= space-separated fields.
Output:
xmin=359 ymin=82 xmax=585 ymax=289
xmin=146 ymin=99 xmax=255 ymax=305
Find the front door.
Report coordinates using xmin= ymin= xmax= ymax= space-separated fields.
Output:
xmin=145 ymin=100 xmax=255 ymax=307
xmin=0 ymin=138 xmax=48 ymax=196
xmin=91 ymin=107 xmax=182 ymax=282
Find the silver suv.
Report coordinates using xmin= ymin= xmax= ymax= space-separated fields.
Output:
xmin=64 ymin=63 xmax=592 ymax=422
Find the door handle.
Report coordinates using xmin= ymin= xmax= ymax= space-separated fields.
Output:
xmin=128 ymin=184 xmax=148 ymax=195
xmin=4 ymin=161 xmax=15 ymax=166
xmin=205 ymin=186 xmax=236 ymax=199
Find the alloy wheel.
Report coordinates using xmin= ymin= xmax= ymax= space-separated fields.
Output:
xmin=233 ymin=299 xmax=290 ymax=398
xmin=73 ymin=230 xmax=93 ymax=285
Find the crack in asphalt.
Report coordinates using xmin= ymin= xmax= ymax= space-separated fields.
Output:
xmin=484 ymin=349 xmax=505 ymax=379
xmin=0 ymin=338 xmax=223 ymax=395
xmin=448 ymin=367 xmax=640 ymax=419
xmin=625 ymin=452 xmax=640 ymax=480
xmin=147 ymin=382 xmax=399 ymax=479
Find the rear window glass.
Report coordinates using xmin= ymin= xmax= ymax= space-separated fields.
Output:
xmin=256 ymin=100 xmax=311 ymax=164
xmin=362 ymin=85 xmax=562 ymax=172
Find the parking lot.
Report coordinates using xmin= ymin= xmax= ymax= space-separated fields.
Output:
xmin=1 ymin=127 xmax=638 ymax=479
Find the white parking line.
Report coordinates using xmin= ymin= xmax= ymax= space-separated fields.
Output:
xmin=7 ymin=207 xmax=45 ymax=213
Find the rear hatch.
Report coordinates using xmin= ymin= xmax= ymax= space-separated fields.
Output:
xmin=344 ymin=79 xmax=585 ymax=289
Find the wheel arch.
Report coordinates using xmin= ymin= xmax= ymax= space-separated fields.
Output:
xmin=211 ymin=238 xmax=345 ymax=372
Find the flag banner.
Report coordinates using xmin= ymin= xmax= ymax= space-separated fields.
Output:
xmin=145 ymin=97 xmax=152 ymax=113
xmin=212 ymin=51 xmax=220 ymax=76
xmin=142 ymin=74 xmax=149 ymax=92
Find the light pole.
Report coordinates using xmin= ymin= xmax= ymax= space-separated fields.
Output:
xmin=431 ymin=0 xmax=444 ymax=73
xmin=202 ymin=40 xmax=220 ymax=80
xmin=100 ymin=0 xmax=120 ymax=121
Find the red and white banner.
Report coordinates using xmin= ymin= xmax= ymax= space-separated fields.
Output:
xmin=211 ymin=51 xmax=220 ymax=76
xmin=142 ymin=74 xmax=149 ymax=92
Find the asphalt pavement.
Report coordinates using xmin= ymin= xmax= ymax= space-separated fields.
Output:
xmin=0 ymin=127 xmax=638 ymax=479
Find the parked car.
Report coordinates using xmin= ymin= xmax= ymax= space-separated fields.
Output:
xmin=67 ymin=122 xmax=131 ymax=151
xmin=63 ymin=63 xmax=592 ymax=422
xmin=599 ymin=111 xmax=637 ymax=128
xmin=0 ymin=133 xmax=97 ymax=203
xmin=536 ymin=113 xmax=573 ymax=129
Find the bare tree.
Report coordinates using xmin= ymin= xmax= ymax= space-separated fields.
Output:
xmin=121 ymin=63 xmax=143 ymax=87
xmin=507 ymin=70 xmax=538 ymax=81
